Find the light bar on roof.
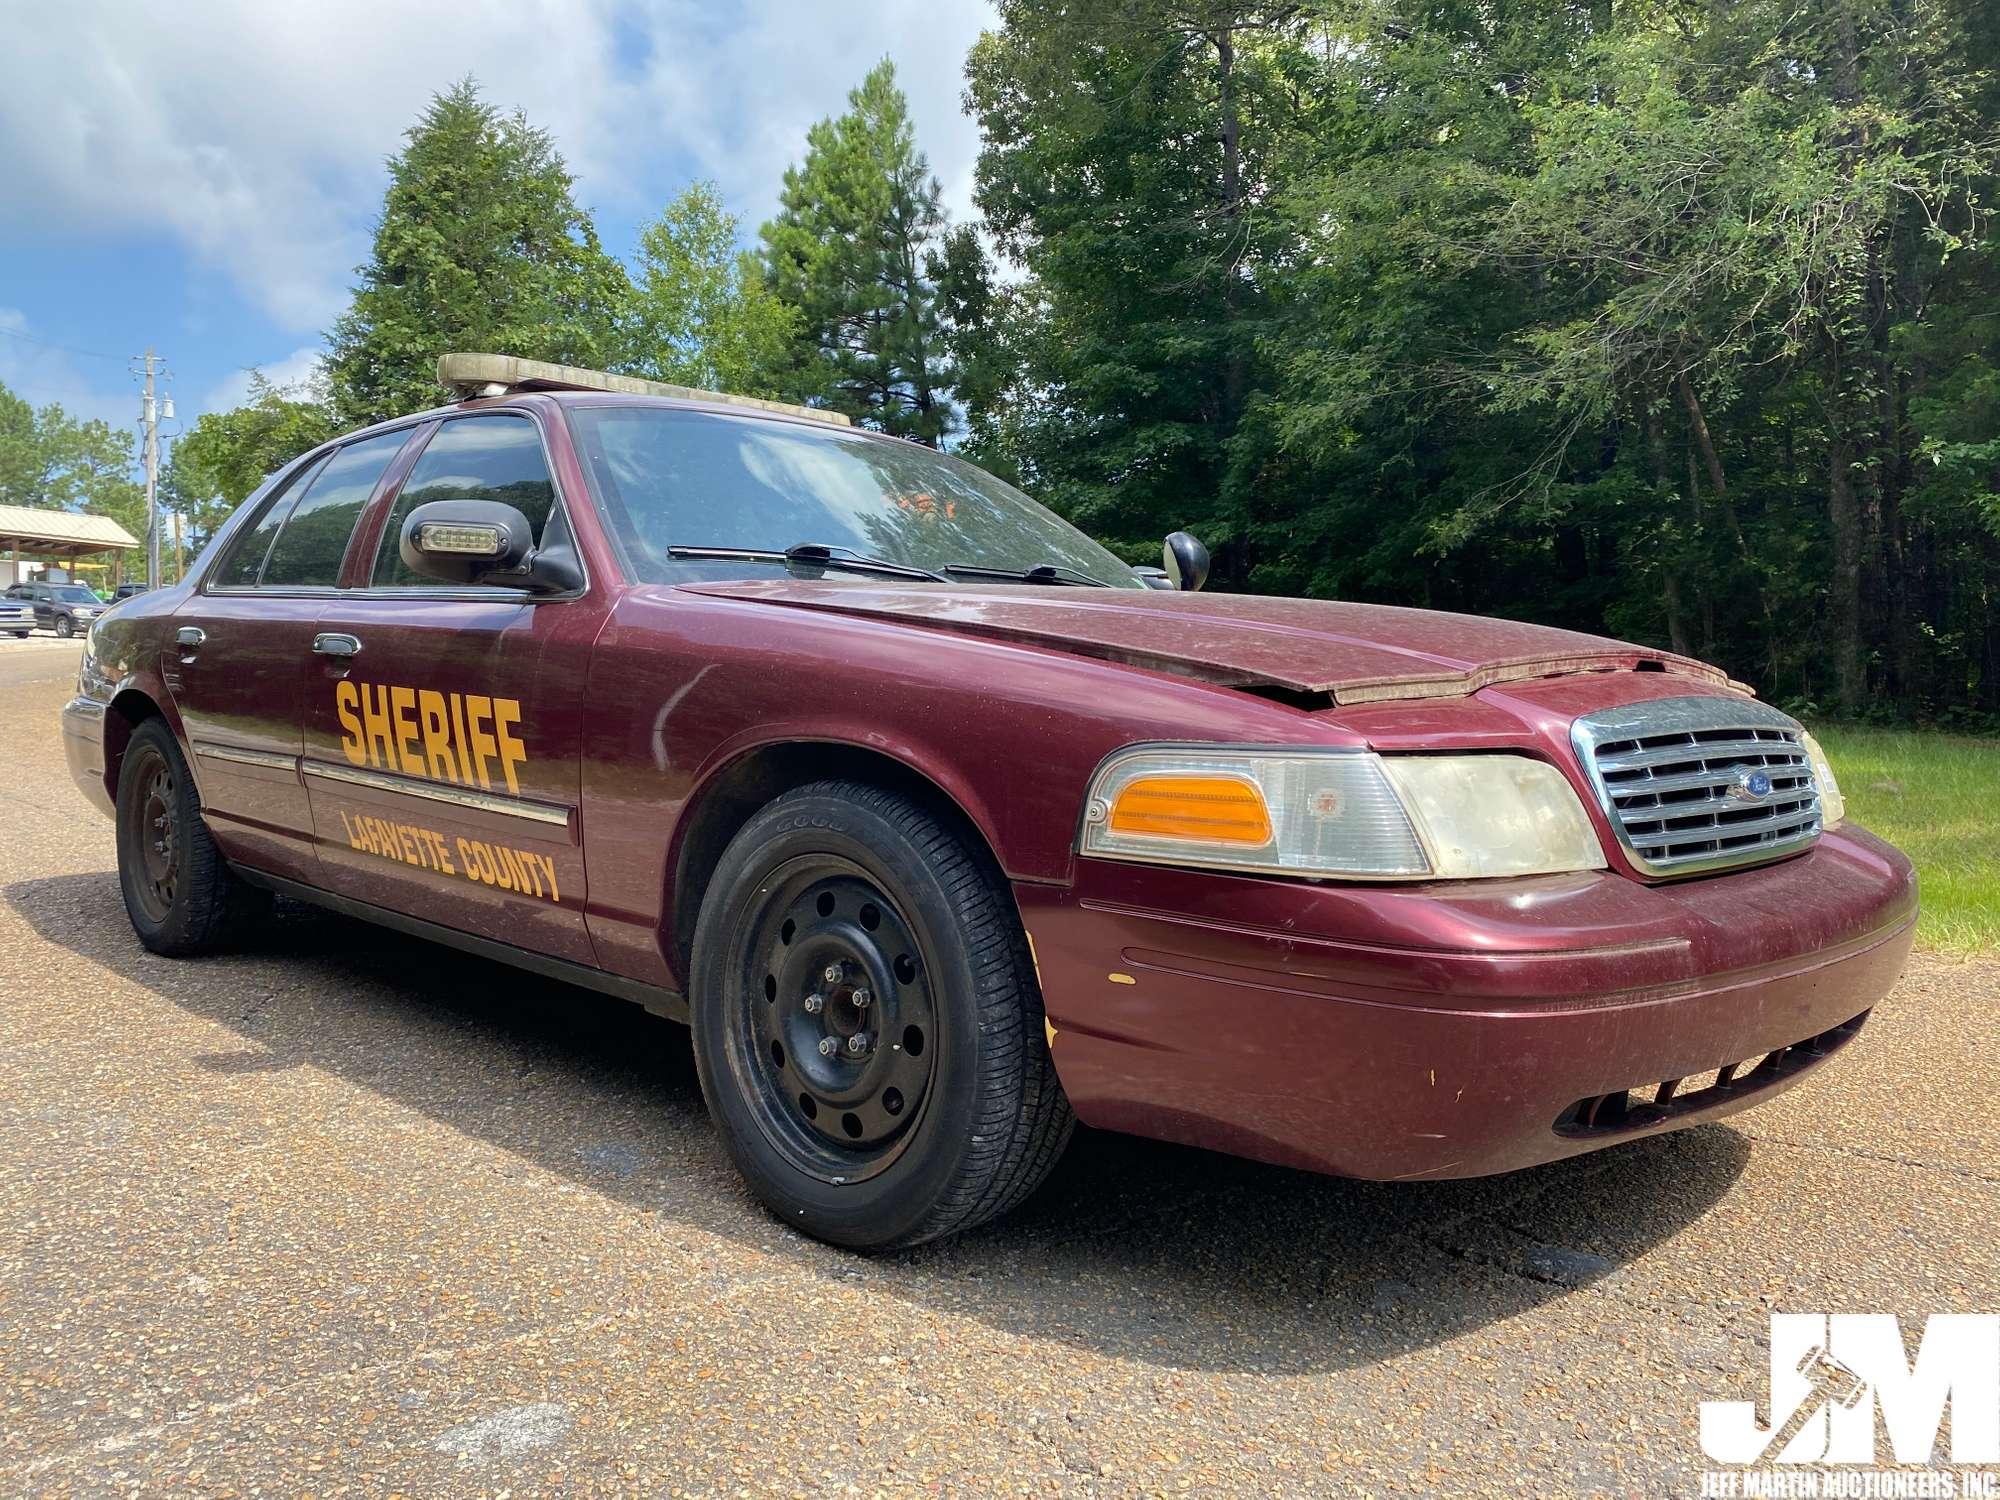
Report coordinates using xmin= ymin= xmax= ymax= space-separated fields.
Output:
xmin=434 ymin=353 xmax=850 ymax=427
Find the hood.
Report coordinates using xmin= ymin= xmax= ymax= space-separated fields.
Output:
xmin=673 ymin=580 xmax=1734 ymax=705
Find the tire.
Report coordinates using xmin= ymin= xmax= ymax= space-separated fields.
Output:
xmin=10 ymin=631 xmax=25 ymax=639
xmin=115 ymin=718 xmax=266 ymax=955
xmin=689 ymin=780 xmax=1073 ymax=1251
xmin=55 ymin=615 xmax=74 ymax=639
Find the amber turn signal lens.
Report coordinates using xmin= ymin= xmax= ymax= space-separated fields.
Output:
xmin=1106 ymin=774 xmax=1274 ymax=845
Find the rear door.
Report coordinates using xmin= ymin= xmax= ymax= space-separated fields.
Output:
xmin=167 ymin=429 xmax=415 ymax=883
xmin=300 ymin=411 xmax=603 ymax=965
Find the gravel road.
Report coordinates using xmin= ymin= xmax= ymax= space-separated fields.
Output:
xmin=2 ymin=643 xmax=1994 ymax=1497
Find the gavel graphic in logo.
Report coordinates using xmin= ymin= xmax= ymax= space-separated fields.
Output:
xmin=1759 ymin=1345 xmax=1869 ymax=1463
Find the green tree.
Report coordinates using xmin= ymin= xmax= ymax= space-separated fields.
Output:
xmin=627 ymin=181 xmax=797 ymax=396
xmin=325 ymin=78 xmax=629 ymax=427
xmin=1447 ymin=0 xmax=2000 ymax=709
xmin=0 ymin=378 xmax=140 ymax=516
xmin=759 ymin=60 xmax=953 ymax=443
xmin=0 ymin=382 xmax=36 ymax=507
xmin=170 ymin=373 xmax=339 ymax=545
xmin=967 ymin=0 xmax=2000 ymax=720
xmin=965 ymin=3 xmax=1309 ymax=580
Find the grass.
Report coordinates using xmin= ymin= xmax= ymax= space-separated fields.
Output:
xmin=1812 ymin=724 xmax=2000 ymax=954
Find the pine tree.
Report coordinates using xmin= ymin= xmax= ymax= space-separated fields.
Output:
xmin=325 ymin=79 xmax=629 ymax=426
xmin=759 ymin=61 xmax=952 ymax=444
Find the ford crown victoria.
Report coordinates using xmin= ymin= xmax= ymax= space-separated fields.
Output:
xmin=60 ymin=354 xmax=1917 ymax=1250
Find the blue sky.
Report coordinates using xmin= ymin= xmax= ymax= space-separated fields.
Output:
xmin=0 ymin=0 xmax=995 ymax=451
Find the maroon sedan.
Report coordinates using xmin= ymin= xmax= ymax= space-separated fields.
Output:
xmin=61 ymin=354 xmax=1916 ymax=1250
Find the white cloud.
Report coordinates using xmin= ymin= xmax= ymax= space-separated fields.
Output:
xmin=619 ymin=2 xmax=997 ymax=229
xmin=0 ymin=1 xmax=998 ymax=336
xmin=203 ymin=346 xmax=328 ymax=413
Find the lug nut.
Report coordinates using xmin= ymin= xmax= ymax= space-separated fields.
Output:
xmin=823 ymin=962 xmax=844 ymax=985
xmin=846 ymin=1032 xmax=872 ymax=1056
xmin=803 ymin=992 xmax=825 ymax=1014
xmin=852 ymin=987 xmax=873 ymax=1009
xmin=818 ymin=1037 xmax=840 ymax=1058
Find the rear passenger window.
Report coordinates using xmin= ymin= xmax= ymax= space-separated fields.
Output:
xmin=211 ymin=455 xmax=328 ymax=588
xmin=373 ymin=416 xmax=556 ymax=586
xmin=262 ymin=430 xmax=409 ymax=587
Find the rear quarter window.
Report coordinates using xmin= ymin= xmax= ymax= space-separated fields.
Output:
xmin=211 ymin=455 xmax=329 ymax=589
xmin=260 ymin=430 xmax=409 ymax=587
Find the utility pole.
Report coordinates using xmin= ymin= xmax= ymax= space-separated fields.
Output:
xmin=138 ymin=349 xmax=161 ymax=587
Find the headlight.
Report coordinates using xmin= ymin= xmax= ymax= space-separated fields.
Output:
xmin=1079 ymin=746 xmax=1605 ymax=881
xmin=1800 ymin=732 xmax=1845 ymax=829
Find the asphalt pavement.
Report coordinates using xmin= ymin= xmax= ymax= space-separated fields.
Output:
xmin=1 ymin=642 xmax=1994 ymax=1496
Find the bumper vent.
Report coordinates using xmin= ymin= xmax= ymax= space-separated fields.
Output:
xmin=1571 ymin=696 xmax=1822 ymax=876
xmin=1554 ymin=1012 xmax=1868 ymax=1138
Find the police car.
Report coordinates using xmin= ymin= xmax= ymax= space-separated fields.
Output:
xmin=61 ymin=354 xmax=1916 ymax=1250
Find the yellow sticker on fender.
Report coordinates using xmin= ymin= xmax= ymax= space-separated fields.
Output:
xmin=335 ymin=681 xmax=529 ymax=795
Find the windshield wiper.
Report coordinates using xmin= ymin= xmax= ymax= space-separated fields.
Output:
xmin=940 ymin=562 xmax=1113 ymax=588
xmin=667 ymin=544 xmax=945 ymax=582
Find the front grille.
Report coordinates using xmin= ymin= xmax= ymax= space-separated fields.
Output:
xmin=1571 ymin=696 xmax=1822 ymax=876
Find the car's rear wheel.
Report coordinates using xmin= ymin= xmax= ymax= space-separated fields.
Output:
xmin=115 ymin=719 xmax=266 ymax=955
xmin=689 ymin=780 xmax=1072 ymax=1251
xmin=55 ymin=616 xmax=74 ymax=639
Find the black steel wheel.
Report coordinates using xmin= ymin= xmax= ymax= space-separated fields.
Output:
xmin=690 ymin=779 xmax=1072 ymax=1251
xmin=739 ymin=859 xmax=939 ymax=1180
xmin=124 ymin=741 xmax=181 ymax=925
xmin=115 ymin=718 xmax=266 ymax=955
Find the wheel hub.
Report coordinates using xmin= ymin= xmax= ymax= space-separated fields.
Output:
xmin=126 ymin=749 xmax=179 ymax=922
xmin=742 ymin=868 xmax=936 ymax=1171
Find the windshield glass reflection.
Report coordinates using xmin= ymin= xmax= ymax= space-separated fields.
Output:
xmin=568 ymin=406 xmax=1143 ymax=588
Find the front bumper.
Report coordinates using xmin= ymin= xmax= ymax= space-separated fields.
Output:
xmin=1017 ymin=826 xmax=1917 ymax=1180
xmin=61 ymin=695 xmax=113 ymax=816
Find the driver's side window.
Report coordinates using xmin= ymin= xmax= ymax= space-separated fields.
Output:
xmin=373 ymin=415 xmax=556 ymax=586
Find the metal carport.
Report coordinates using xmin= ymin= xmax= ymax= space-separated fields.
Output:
xmin=0 ymin=505 xmax=142 ymax=590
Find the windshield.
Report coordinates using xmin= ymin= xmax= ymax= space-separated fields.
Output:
xmin=568 ymin=405 xmax=1143 ymax=587
xmin=52 ymin=586 xmax=101 ymax=603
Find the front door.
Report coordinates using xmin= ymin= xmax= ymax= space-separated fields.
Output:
xmin=299 ymin=413 xmax=601 ymax=966
xmin=167 ymin=429 xmax=412 ymax=882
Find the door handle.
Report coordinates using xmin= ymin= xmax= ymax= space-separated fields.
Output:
xmin=312 ymin=633 xmax=362 ymax=659
xmin=175 ymin=626 xmax=206 ymax=649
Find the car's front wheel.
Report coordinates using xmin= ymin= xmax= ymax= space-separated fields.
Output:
xmin=689 ymin=780 xmax=1072 ymax=1251
xmin=115 ymin=718 xmax=266 ymax=955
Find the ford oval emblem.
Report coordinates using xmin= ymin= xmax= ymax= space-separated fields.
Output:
xmin=1730 ymin=768 xmax=1773 ymax=801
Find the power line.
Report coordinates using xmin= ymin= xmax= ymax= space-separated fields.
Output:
xmin=0 ymin=325 xmax=124 ymax=362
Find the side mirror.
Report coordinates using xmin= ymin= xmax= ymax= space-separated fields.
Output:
xmin=1163 ymin=531 xmax=1210 ymax=592
xmin=1132 ymin=566 xmax=1176 ymax=590
xmin=399 ymin=500 xmax=581 ymax=593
